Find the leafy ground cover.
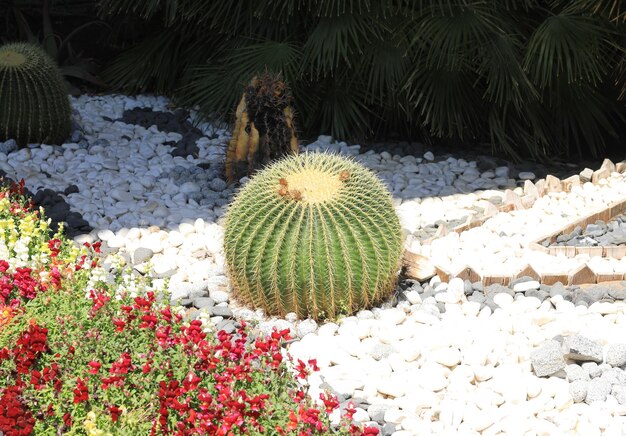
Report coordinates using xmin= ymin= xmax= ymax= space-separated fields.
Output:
xmin=0 ymin=178 xmax=377 ymax=435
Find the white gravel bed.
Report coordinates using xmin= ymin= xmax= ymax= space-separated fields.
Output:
xmin=1 ymin=94 xmax=625 ymax=435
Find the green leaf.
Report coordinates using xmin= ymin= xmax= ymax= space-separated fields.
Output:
xmin=524 ymin=13 xmax=611 ymax=88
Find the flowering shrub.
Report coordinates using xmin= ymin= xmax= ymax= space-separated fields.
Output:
xmin=0 ymin=179 xmax=378 ymax=435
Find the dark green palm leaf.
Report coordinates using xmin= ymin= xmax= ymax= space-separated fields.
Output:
xmin=524 ymin=13 xmax=611 ymax=88
xmin=177 ymin=39 xmax=303 ymax=121
xmin=302 ymin=13 xmax=384 ymax=76
xmin=101 ymin=25 xmax=202 ymax=93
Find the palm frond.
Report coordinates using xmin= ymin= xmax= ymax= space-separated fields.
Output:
xmin=308 ymin=76 xmax=373 ymax=139
xmin=406 ymin=64 xmax=483 ymax=139
xmin=564 ymin=0 xmax=626 ymax=22
xmin=478 ymin=32 xmax=537 ymax=108
xmin=97 ymin=0 xmax=180 ymax=23
xmin=302 ymin=13 xmax=384 ymax=76
xmin=177 ymin=39 xmax=303 ymax=121
xmin=101 ymin=25 xmax=202 ymax=93
xmin=524 ymin=13 xmax=611 ymax=89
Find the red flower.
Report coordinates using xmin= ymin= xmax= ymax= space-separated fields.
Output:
xmin=308 ymin=358 xmax=320 ymax=372
xmin=88 ymin=289 xmax=110 ymax=316
xmin=294 ymin=359 xmax=309 ymax=379
xmin=73 ymin=377 xmax=89 ymax=403
xmin=112 ymin=318 xmax=126 ymax=332
xmin=362 ymin=426 xmax=380 ymax=435
xmin=182 ymin=372 xmax=202 ymax=391
xmin=344 ymin=402 xmax=357 ymax=420
xmin=62 ymin=412 xmax=72 ymax=429
xmin=319 ymin=392 xmax=340 ymax=413
xmin=88 ymin=360 xmax=102 ymax=374
xmin=110 ymin=352 xmax=133 ymax=375
xmin=0 ymin=384 xmax=35 ymax=435
xmin=109 ymin=405 xmax=122 ymax=423
xmin=47 ymin=239 xmax=62 ymax=257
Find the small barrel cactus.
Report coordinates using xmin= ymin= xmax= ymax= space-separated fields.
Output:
xmin=0 ymin=42 xmax=71 ymax=147
xmin=223 ymin=153 xmax=403 ymax=320
xmin=225 ymin=72 xmax=299 ymax=183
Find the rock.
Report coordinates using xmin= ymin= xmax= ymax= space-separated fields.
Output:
xmin=404 ymin=290 xmax=422 ymax=305
xmin=485 ymin=284 xmax=514 ymax=298
xmin=525 ymin=289 xmax=549 ymax=302
xmin=468 ymin=292 xmax=486 ymax=304
xmin=518 ymin=172 xmax=535 ymax=180
xmin=511 ymin=276 xmax=536 ymax=288
xmin=579 ymin=168 xmax=594 ymax=183
xmin=570 ymin=380 xmax=588 ymax=403
xmin=600 ymin=367 xmax=623 ymax=385
xmin=64 ymin=184 xmax=80 ymax=195
xmin=582 ymin=362 xmax=602 ymax=379
xmin=370 ymin=343 xmax=394 ymax=361
xmin=512 ymin=280 xmax=540 ymax=293
xmin=605 ymin=344 xmax=626 ymax=367
xmin=211 ymin=306 xmax=233 ymax=318
xmin=376 ymin=378 xmax=405 ymax=398
xmin=209 ymin=289 xmax=229 ymax=304
xmin=367 ymin=404 xmax=396 ymax=424
xmin=424 ymin=151 xmax=435 ymax=161
xmin=463 ymin=280 xmax=473 ymax=296
xmin=493 ymin=292 xmax=513 ymax=308
xmin=193 ymin=297 xmax=214 ymax=309
xmin=531 ymin=340 xmax=566 ymax=377
xmin=608 ymin=288 xmax=626 ymax=300
xmin=0 ymin=139 xmax=17 ymax=154
xmin=381 ymin=423 xmax=396 ymax=436
xmin=549 ymin=282 xmax=569 ymax=299
xmin=133 ymin=247 xmax=154 ymax=264
xmin=562 ymin=335 xmax=603 ymax=363
xmin=565 ymin=364 xmax=589 ymax=382
xmin=216 ymin=320 xmax=236 ymax=334
xmin=612 ymin=385 xmax=626 ymax=405
xmin=397 ymin=339 xmax=421 ymax=362
xmin=430 ymin=347 xmax=461 ymax=367
xmin=296 ymin=319 xmax=318 ymax=338
xmin=209 ymin=177 xmax=227 ymax=192
xmin=585 ymin=378 xmax=612 ymax=403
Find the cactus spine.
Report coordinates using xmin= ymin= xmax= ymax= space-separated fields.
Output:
xmin=223 ymin=153 xmax=403 ymax=320
xmin=0 ymin=42 xmax=71 ymax=147
xmin=225 ymin=72 xmax=298 ymax=183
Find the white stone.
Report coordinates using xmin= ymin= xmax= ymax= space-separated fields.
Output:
xmin=430 ymin=347 xmax=461 ymax=367
xmin=396 ymin=339 xmax=421 ymax=362
xmin=513 ymin=280 xmax=540 ymax=292
xmin=379 ymin=308 xmax=406 ymax=325
xmin=493 ymin=292 xmax=514 ymax=308
xmin=404 ymin=290 xmax=422 ymax=305
xmin=377 ymin=377 xmax=405 ymax=398
xmin=418 ymin=366 xmax=449 ymax=391
xmin=518 ymin=172 xmax=536 ymax=180
xmin=395 ymin=390 xmax=440 ymax=414
xmin=462 ymin=301 xmax=481 ymax=317
xmin=317 ymin=323 xmax=339 ymax=337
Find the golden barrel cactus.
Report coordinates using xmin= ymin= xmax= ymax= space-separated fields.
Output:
xmin=0 ymin=42 xmax=71 ymax=147
xmin=223 ymin=153 xmax=403 ymax=320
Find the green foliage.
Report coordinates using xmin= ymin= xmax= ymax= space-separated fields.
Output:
xmin=0 ymin=42 xmax=71 ymax=146
xmin=97 ymin=0 xmax=625 ymax=159
xmin=1 ymin=0 xmax=110 ymax=91
xmin=223 ymin=153 xmax=403 ymax=320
